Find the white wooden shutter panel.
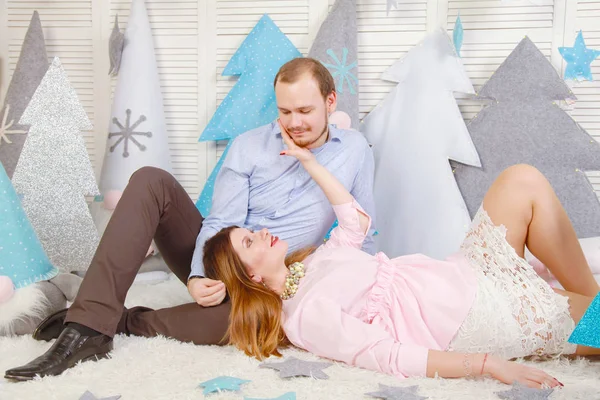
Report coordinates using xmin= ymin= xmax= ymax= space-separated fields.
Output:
xmin=6 ymin=0 xmax=97 ymax=166
xmin=329 ymin=0 xmax=429 ymax=120
xmin=565 ymin=0 xmax=600 ymax=197
xmin=109 ymin=0 xmax=202 ymax=198
xmin=213 ymin=0 xmax=312 ymax=162
xmin=445 ymin=0 xmax=559 ymax=122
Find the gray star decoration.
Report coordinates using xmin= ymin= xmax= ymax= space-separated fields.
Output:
xmin=109 ymin=109 xmax=152 ymax=157
xmin=366 ymin=384 xmax=427 ymax=400
xmin=79 ymin=390 xmax=121 ymax=400
xmin=108 ymin=14 xmax=125 ymax=76
xmin=259 ymin=356 xmax=332 ymax=379
xmin=495 ymin=382 xmax=554 ymax=400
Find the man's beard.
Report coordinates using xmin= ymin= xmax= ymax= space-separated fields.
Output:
xmin=292 ymin=120 xmax=329 ymax=148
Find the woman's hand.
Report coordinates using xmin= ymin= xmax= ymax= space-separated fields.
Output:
xmin=486 ymin=356 xmax=563 ymax=389
xmin=276 ymin=119 xmax=355 ymax=206
xmin=278 ymin=119 xmax=316 ymax=164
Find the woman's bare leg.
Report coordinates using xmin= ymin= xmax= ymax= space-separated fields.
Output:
xmin=481 ymin=164 xmax=600 ymax=297
xmin=552 ymin=289 xmax=600 ymax=357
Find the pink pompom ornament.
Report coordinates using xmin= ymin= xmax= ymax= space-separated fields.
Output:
xmin=329 ymin=111 xmax=352 ymax=130
xmin=0 ymin=276 xmax=15 ymax=303
xmin=103 ymin=190 xmax=123 ymax=210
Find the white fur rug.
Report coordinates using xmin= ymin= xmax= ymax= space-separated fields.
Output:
xmin=1 ymin=274 xmax=599 ymax=400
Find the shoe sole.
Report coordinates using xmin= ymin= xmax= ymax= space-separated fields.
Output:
xmin=3 ymin=374 xmax=32 ymax=382
xmin=3 ymin=351 xmax=111 ymax=382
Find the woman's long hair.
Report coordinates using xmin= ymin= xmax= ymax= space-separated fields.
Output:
xmin=203 ymin=226 xmax=315 ymax=360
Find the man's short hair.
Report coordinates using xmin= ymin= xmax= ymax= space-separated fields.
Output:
xmin=274 ymin=58 xmax=336 ymax=100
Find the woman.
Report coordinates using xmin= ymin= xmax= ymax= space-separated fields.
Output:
xmin=203 ymin=124 xmax=600 ymax=389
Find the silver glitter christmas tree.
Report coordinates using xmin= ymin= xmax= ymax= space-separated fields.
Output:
xmin=12 ymin=57 xmax=100 ymax=273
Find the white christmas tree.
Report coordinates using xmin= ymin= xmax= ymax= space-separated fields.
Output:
xmin=360 ymin=28 xmax=480 ymax=260
xmin=99 ymin=0 xmax=173 ymax=205
xmin=12 ymin=57 xmax=100 ymax=273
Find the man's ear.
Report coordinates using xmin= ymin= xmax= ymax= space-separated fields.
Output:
xmin=326 ymin=91 xmax=337 ymax=114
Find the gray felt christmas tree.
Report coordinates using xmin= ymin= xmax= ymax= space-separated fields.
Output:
xmin=308 ymin=0 xmax=359 ymax=129
xmin=12 ymin=57 xmax=100 ymax=273
xmin=0 ymin=11 xmax=49 ymax=178
xmin=453 ymin=37 xmax=600 ymax=238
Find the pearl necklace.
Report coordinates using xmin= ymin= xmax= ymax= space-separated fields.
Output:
xmin=280 ymin=262 xmax=305 ymax=300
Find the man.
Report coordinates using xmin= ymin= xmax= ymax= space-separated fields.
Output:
xmin=5 ymin=57 xmax=376 ymax=381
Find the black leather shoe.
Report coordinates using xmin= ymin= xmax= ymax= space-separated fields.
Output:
xmin=4 ymin=327 xmax=113 ymax=381
xmin=32 ymin=308 xmax=68 ymax=341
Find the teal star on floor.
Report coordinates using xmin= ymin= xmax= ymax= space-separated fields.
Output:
xmin=245 ymin=392 xmax=296 ymax=400
xmin=559 ymin=30 xmax=600 ymax=81
xmin=495 ymin=382 xmax=554 ymax=400
xmin=198 ymin=376 xmax=251 ymax=395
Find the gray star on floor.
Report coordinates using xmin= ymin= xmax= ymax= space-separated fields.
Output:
xmin=495 ymin=382 xmax=554 ymax=400
xmin=259 ymin=356 xmax=332 ymax=379
xmin=79 ymin=391 xmax=121 ymax=400
xmin=365 ymin=384 xmax=427 ymax=400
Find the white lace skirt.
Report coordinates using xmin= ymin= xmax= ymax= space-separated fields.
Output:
xmin=447 ymin=206 xmax=577 ymax=358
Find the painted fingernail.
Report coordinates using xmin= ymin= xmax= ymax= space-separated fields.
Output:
xmin=279 ymin=152 xmax=285 ymax=155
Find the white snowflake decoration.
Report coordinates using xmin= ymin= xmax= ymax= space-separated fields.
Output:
xmin=0 ymin=104 xmax=27 ymax=146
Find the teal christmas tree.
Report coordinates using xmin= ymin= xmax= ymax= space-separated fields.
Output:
xmin=196 ymin=14 xmax=302 ymax=216
xmin=0 ymin=162 xmax=57 ymax=289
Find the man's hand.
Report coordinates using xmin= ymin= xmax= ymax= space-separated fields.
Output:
xmin=187 ymin=277 xmax=227 ymax=307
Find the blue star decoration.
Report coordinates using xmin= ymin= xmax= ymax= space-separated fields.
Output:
xmin=453 ymin=13 xmax=463 ymax=57
xmin=559 ymin=30 xmax=600 ymax=81
xmin=245 ymin=393 xmax=296 ymax=400
xmin=322 ymin=48 xmax=358 ymax=95
xmin=259 ymin=356 xmax=332 ymax=379
xmin=568 ymin=292 xmax=600 ymax=348
xmin=365 ymin=384 xmax=427 ymax=400
xmin=495 ymin=382 xmax=554 ymax=400
xmin=198 ymin=376 xmax=251 ymax=395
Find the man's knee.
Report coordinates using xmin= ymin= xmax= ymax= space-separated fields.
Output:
xmin=129 ymin=166 xmax=175 ymax=187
